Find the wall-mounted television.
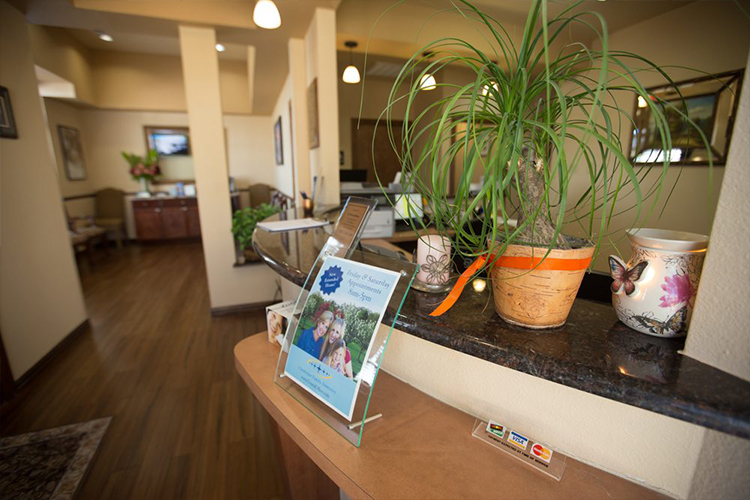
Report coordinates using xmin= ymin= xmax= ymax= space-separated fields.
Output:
xmin=144 ymin=126 xmax=191 ymax=156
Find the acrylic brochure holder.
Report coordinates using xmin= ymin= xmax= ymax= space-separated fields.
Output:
xmin=274 ymin=247 xmax=417 ymax=447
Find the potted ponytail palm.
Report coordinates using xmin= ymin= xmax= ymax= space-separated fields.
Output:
xmin=382 ymin=0 xmax=710 ymax=328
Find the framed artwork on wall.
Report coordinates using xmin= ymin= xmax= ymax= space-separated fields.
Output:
xmin=630 ymin=69 xmax=744 ymax=166
xmin=0 ymin=86 xmax=18 ymax=139
xmin=274 ymin=116 xmax=284 ymax=165
xmin=144 ymin=126 xmax=191 ymax=156
xmin=307 ymin=78 xmax=320 ymax=149
xmin=57 ymin=125 xmax=87 ymax=181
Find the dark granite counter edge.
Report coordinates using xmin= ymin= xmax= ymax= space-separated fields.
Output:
xmin=256 ymin=239 xmax=750 ymax=440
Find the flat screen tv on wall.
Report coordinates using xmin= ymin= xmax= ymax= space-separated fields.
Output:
xmin=144 ymin=126 xmax=191 ymax=156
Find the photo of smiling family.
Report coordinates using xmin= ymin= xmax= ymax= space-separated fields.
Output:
xmin=283 ymin=256 xmax=400 ymax=420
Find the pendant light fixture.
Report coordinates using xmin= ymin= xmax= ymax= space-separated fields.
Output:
xmin=342 ymin=41 xmax=361 ymax=84
xmin=419 ymin=51 xmax=437 ymax=91
xmin=253 ymin=0 xmax=281 ymax=30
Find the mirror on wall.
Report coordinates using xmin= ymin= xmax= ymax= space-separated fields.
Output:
xmin=144 ymin=126 xmax=195 ymax=181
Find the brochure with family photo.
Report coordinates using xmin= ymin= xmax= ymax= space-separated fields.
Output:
xmin=266 ymin=300 xmax=295 ymax=346
xmin=283 ymin=256 xmax=400 ymax=421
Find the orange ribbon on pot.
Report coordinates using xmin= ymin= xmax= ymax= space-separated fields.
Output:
xmin=429 ymin=256 xmax=487 ymax=317
xmin=428 ymin=254 xmax=592 ymax=317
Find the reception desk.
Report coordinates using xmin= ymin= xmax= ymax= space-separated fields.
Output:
xmin=242 ymin=212 xmax=750 ymax=498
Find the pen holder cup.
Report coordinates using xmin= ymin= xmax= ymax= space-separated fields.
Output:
xmin=302 ymin=199 xmax=314 ymax=218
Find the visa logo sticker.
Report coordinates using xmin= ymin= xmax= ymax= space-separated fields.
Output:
xmin=508 ymin=430 xmax=529 ymax=450
xmin=486 ymin=420 xmax=505 ymax=438
xmin=531 ymin=443 xmax=553 ymax=463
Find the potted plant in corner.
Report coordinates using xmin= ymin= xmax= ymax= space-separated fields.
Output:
xmin=381 ymin=0 xmax=711 ymax=328
xmin=122 ymin=149 xmax=160 ymax=197
xmin=232 ymin=203 xmax=281 ymax=264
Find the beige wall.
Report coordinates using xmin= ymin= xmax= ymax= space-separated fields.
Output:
xmin=564 ymin=1 xmax=749 ymax=273
xmin=0 ymin=1 xmax=88 ymax=379
xmin=682 ymin=49 xmax=750 ymax=500
xmin=306 ymin=8 xmax=340 ymax=205
xmin=91 ymin=51 xmax=253 ymax=115
xmin=271 ymin=74 xmax=296 ymax=198
xmin=44 ymin=99 xmax=96 ymax=198
xmin=27 ymin=24 xmax=96 ymax=105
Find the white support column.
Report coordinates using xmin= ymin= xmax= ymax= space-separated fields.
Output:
xmin=246 ymin=45 xmax=256 ymax=114
xmin=289 ymin=37 xmax=310 ymax=207
xmin=179 ymin=24 xmax=276 ymax=308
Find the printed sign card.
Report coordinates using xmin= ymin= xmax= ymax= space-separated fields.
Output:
xmin=283 ymin=256 xmax=400 ymax=420
xmin=472 ymin=419 xmax=567 ymax=480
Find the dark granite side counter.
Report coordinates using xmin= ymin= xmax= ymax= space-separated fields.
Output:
xmin=253 ymin=214 xmax=750 ymax=439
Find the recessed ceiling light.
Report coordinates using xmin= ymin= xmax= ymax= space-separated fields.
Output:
xmin=215 ymin=43 xmax=226 ymax=52
xmin=97 ymin=32 xmax=113 ymax=42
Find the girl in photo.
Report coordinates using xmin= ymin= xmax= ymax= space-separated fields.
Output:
xmin=324 ymin=339 xmax=348 ymax=376
xmin=319 ymin=318 xmax=353 ymax=379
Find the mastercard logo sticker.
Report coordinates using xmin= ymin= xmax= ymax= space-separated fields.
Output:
xmin=531 ymin=443 xmax=553 ymax=463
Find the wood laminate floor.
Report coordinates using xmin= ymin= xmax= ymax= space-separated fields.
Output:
xmin=1 ymin=243 xmax=286 ymax=500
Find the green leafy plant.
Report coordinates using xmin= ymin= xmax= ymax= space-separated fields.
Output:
xmin=122 ymin=149 xmax=161 ymax=180
xmin=232 ymin=203 xmax=281 ymax=251
xmin=381 ymin=0 xmax=711 ymax=267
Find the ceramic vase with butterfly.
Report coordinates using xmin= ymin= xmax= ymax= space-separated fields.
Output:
xmin=610 ymin=229 xmax=708 ymax=338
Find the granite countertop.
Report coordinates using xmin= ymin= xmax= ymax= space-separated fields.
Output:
xmin=253 ymin=212 xmax=750 ymax=439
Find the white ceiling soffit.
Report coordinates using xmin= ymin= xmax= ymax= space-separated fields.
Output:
xmin=35 ymin=65 xmax=77 ymax=99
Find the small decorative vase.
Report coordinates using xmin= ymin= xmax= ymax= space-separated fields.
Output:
xmin=416 ymin=235 xmax=451 ymax=285
xmin=136 ymin=177 xmax=152 ymax=198
xmin=610 ymin=229 xmax=708 ymax=338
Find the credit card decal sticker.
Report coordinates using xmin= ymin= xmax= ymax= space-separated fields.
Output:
xmin=486 ymin=420 xmax=505 ymax=438
xmin=531 ymin=443 xmax=553 ymax=463
xmin=508 ymin=430 xmax=529 ymax=450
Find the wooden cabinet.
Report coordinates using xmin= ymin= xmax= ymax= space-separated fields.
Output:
xmin=133 ymin=198 xmax=200 ymax=241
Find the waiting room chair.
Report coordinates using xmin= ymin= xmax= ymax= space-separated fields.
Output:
xmin=94 ymin=188 xmax=126 ymax=248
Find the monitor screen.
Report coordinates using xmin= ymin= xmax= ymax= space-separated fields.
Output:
xmin=394 ymin=193 xmax=424 ymax=221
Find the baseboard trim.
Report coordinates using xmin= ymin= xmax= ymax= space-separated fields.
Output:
xmin=14 ymin=319 xmax=91 ymax=390
xmin=211 ymin=301 xmax=275 ymax=317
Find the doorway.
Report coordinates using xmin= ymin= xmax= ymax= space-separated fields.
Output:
xmin=351 ymin=118 xmax=404 ymax=184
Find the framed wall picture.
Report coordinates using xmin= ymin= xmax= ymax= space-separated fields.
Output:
xmin=307 ymin=78 xmax=320 ymax=149
xmin=0 ymin=86 xmax=18 ymax=139
xmin=274 ymin=116 xmax=284 ymax=165
xmin=630 ymin=69 xmax=744 ymax=166
xmin=144 ymin=126 xmax=191 ymax=156
xmin=57 ymin=125 xmax=87 ymax=181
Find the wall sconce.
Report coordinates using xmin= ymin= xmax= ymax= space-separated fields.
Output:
xmin=342 ymin=41 xmax=361 ymax=84
xmin=254 ymin=0 xmax=281 ymax=30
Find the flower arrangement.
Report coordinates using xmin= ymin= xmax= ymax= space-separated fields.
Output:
xmin=122 ymin=149 xmax=161 ymax=180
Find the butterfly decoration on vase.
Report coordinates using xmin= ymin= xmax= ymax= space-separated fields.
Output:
xmin=609 ymin=256 xmax=648 ymax=295
xmin=629 ymin=306 xmax=688 ymax=336
xmin=422 ymin=253 xmax=450 ymax=284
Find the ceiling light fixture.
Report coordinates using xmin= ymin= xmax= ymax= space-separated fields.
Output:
xmin=419 ymin=52 xmax=437 ymax=91
xmin=253 ymin=0 xmax=281 ymax=30
xmin=216 ymin=43 xmax=226 ymax=52
xmin=96 ymin=31 xmax=113 ymax=42
xmin=342 ymin=41 xmax=360 ymax=84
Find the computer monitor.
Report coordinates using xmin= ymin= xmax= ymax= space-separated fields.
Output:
xmin=339 ymin=169 xmax=368 ymax=182
xmin=393 ymin=193 xmax=424 ymax=221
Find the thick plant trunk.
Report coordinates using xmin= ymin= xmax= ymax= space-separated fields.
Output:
xmin=515 ymin=158 xmax=571 ymax=249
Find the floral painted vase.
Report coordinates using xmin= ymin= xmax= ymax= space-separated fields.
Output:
xmin=610 ymin=229 xmax=708 ymax=338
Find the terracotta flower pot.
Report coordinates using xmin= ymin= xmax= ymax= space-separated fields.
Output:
xmin=490 ymin=239 xmax=594 ymax=329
